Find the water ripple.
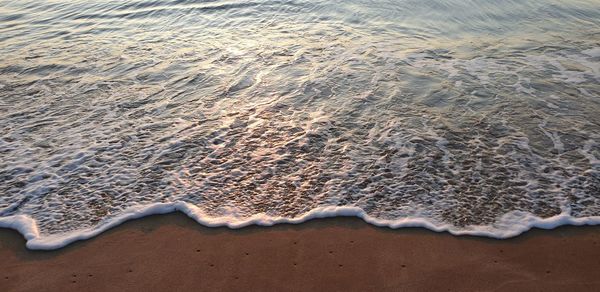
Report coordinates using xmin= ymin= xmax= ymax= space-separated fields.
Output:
xmin=0 ymin=0 xmax=599 ymax=237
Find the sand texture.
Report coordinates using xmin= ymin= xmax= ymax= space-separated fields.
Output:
xmin=1 ymin=214 xmax=600 ymax=291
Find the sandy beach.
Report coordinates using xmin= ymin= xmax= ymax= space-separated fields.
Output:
xmin=2 ymin=0 xmax=599 ymax=291
xmin=1 ymin=214 xmax=599 ymax=292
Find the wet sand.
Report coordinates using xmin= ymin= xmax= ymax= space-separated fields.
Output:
xmin=1 ymin=214 xmax=600 ymax=292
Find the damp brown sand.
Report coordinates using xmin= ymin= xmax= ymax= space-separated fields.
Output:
xmin=1 ymin=214 xmax=600 ymax=291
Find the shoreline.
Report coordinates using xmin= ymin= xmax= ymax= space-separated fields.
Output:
xmin=1 ymin=214 xmax=600 ymax=291
xmin=4 ymin=203 xmax=600 ymax=250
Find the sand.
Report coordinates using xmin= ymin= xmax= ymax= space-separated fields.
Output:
xmin=1 ymin=214 xmax=600 ymax=292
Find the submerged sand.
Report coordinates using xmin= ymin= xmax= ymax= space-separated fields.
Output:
xmin=1 ymin=214 xmax=600 ymax=291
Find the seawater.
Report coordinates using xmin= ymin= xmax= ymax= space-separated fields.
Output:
xmin=0 ymin=0 xmax=599 ymax=249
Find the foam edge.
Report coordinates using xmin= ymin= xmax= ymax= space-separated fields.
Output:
xmin=1 ymin=202 xmax=600 ymax=250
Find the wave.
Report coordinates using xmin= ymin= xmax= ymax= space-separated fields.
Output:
xmin=1 ymin=0 xmax=599 ymax=250
xmin=1 ymin=203 xmax=599 ymax=250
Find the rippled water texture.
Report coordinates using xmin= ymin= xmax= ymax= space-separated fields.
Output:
xmin=1 ymin=0 xmax=600 ymax=237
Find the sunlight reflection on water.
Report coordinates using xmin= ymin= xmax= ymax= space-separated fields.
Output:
xmin=0 ymin=0 xmax=599 ymax=236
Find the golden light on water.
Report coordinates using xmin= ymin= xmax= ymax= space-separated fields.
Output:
xmin=0 ymin=0 xmax=599 ymax=242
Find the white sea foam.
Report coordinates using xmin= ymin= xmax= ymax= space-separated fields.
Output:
xmin=0 ymin=203 xmax=599 ymax=250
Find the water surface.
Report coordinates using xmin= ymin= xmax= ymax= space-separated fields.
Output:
xmin=1 ymin=0 xmax=600 ymax=244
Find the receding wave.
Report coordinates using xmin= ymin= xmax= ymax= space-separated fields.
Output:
xmin=0 ymin=0 xmax=599 ymax=249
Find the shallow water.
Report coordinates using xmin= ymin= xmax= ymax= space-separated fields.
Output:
xmin=1 ymin=0 xmax=600 ymax=245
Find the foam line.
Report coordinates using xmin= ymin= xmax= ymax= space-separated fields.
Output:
xmin=1 ymin=202 xmax=600 ymax=250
